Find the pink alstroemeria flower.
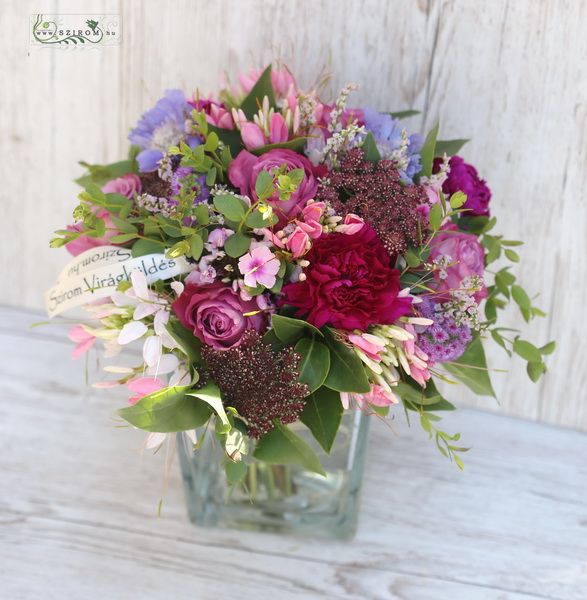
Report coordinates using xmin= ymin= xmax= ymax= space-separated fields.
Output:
xmin=286 ymin=227 xmax=311 ymax=258
xmin=68 ymin=325 xmax=96 ymax=358
xmin=127 ymin=377 xmax=165 ymax=405
xmin=238 ymin=245 xmax=281 ymax=289
xmin=348 ymin=332 xmax=386 ymax=363
xmin=336 ymin=213 xmax=365 ymax=235
xmin=341 ymin=385 xmax=399 ymax=410
xmin=269 ymin=113 xmax=289 ymax=144
xmin=240 ymin=122 xmax=266 ymax=150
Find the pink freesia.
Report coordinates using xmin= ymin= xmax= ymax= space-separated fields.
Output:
xmin=241 ymin=122 xmax=266 ymax=150
xmin=68 ymin=325 xmax=96 ymax=358
xmin=348 ymin=333 xmax=385 ymax=363
xmin=286 ymin=227 xmax=311 ymax=258
xmin=238 ymin=245 xmax=281 ymax=288
xmin=269 ymin=113 xmax=289 ymax=144
xmin=127 ymin=377 xmax=165 ymax=405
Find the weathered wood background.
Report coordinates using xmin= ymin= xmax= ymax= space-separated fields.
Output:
xmin=1 ymin=0 xmax=585 ymax=429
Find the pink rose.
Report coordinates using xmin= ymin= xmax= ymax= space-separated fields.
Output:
xmin=429 ymin=224 xmax=487 ymax=302
xmin=65 ymin=175 xmax=141 ymax=256
xmin=229 ymin=149 xmax=318 ymax=225
xmin=172 ymin=282 xmax=266 ymax=350
xmin=102 ymin=173 xmax=142 ymax=198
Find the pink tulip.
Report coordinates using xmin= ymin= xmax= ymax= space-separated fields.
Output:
xmin=127 ymin=377 xmax=165 ymax=405
xmin=286 ymin=227 xmax=311 ymax=258
xmin=269 ymin=113 xmax=289 ymax=144
xmin=241 ymin=122 xmax=266 ymax=150
xmin=68 ymin=325 xmax=96 ymax=359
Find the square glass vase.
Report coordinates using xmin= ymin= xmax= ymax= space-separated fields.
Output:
xmin=177 ymin=410 xmax=370 ymax=540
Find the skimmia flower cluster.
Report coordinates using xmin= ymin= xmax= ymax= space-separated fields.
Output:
xmin=48 ymin=63 xmax=554 ymax=481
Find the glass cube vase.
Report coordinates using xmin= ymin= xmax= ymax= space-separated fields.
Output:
xmin=177 ymin=410 xmax=370 ymax=540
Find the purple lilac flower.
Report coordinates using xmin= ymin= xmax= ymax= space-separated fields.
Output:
xmin=363 ymin=108 xmax=423 ymax=183
xmin=418 ymin=299 xmax=472 ymax=363
xmin=129 ymin=90 xmax=200 ymax=172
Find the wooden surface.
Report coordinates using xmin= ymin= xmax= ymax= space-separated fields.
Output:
xmin=1 ymin=306 xmax=586 ymax=600
xmin=0 ymin=1 xmax=584 ymax=428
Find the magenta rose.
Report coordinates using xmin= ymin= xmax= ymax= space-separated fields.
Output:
xmin=281 ymin=224 xmax=412 ymax=329
xmin=172 ymin=282 xmax=266 ymax=350
xmin=228 ymin=149 xmax=317 ymax=224
xmin=434 ymin=156 xmax=491 ymax=216
xmin=429 ymin=224 xmax=487 ymax=302
xmin=65 ymin=175 xmax=142 ymax=256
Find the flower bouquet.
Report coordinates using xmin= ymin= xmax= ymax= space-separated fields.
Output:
xmin=47 ymin=64 xmax=554 ymax=539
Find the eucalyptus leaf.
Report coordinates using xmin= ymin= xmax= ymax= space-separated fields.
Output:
xmin=224 ymin=232 xmax=251 ymax=257
xmin=131 ymin=238 xmax=164 ymax=257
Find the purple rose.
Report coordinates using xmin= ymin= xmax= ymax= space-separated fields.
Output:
xmin=429 ymin=224 xmax=487 ymax=302
xmin=434 ymin=156 xmax=491 ymax=216
xmin=172 ymin=282 xmax=266 ymax=350
xmin=102 ymin=174 xmax=142 ymax=198
xmin=228 ymin=149 xmax=317 ymax=225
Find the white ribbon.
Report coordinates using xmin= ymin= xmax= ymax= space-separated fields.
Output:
xmin=45 ymin=245 xmax=192 ymax=317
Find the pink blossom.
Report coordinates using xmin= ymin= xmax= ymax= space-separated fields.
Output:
xmin=301 ymin=201 xmax=326 ymax=223
xmin=238 ymin=245 xmax=281 ymax=289
xmin=296 ymin=218 xmax=323 ymax=239
xmin=207 ymin=103 xmax=234 ymax=129
xmin=207 ymin=227 xmax=231 ymax=248
xmin=286 ymin=227 xmax=311 ymax=258
xmin=127 ymin=377 xmax=165 ymax=405
xmin=269 ymin=113 xmax=289 ymax=144
xmin=341 ymin=385 xmax=399 ymax=410
xmin=336 ymin=213 xmax=365 ymax=235
xmin=238 ymin=67 xmax=296 ymax=99
xmin=68 ymin=325 xmax=96 ymax=358
xmin=102 ymin=174 xmax=142 ymax=198
xmin=241 ymin=122 xmax=266 ymax=150
xmin=348 ymin=333 xmax=385 ymax=363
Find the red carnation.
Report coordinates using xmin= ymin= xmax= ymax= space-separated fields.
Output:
xmin=281 ymin=224 xmax=412 ymax=330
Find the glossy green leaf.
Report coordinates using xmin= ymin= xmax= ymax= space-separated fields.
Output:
xmin=513 ymin=339 xmax=542 ymax=363
xmin=253 ymin=420 xmax=326 ymax=476
xmin=418 ymin=121 xmax=439 ymax=178
xmin=271 ymin=314 xmax=323 ymax=344
xmin=240 ymin=64 xmax=276 ymax=120
xmin=323 ymin=328 xmax=370 ymax=393
xmin=435 ymin=138 xmax=469 ymax=157
xmin=388 ymin=109 xmax=420 ymax=119
xmin=511 ymin=285 xmax=531 ymax=310
xmin=444 ymin=336 xmax=496 ymax=398
xmin=362 ymin=131 xmax=381 ymax=163
xmin=166 ymin=321 xmax=201 ymax=363
xmin=539 ymin=341 xmax=556 ymax=355
xmin=300 ymin=386 xmax=343 ymax=453
xmin=295 ymin=338 xmax=331 ymax=392
xmin=117 ymin=386 xmax=212 ymax=433
xmin=527 ymin=361 xmax=546 ymax=382
xmin=250 ymin=137 xmax=307 ymax=155
xmin=213 ymin=194 xmax=247 ymax=221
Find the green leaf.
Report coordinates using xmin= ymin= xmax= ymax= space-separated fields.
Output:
xmin=511 ymin=284 xmax=531 ymax=310
xmin=224 ymin=232 xmax=251 ymax=258
xmin=449 ymin=191 xmax=467 ymax=209
xmin=254 ymin=170 xmax=274 ymax=199
xmin=240 ymin=65 xmax=276 ymax=120
xmin=435 ymin=139 xmax=469 ymax=156
xmin=418 ymin=121 xmax=439 ymax=178
xmin=483 ymin=235 xmax=501 ymax=264
xmin=208 ymin=123 xmax=243 ymax=157
xmin=300 ymin=386 xmax=343 ymax=453
xmin=429 ymin=203 xmax=442 ymax=231
xmin=539 ymin=341 xmax=556 ymax=355
xmin=513 ymin=338 xmax=543 ymax=363
xmin=166 ymin=321 xmax=201 ymax=363
xmin=295 ymin=338 xmax=331 ymax=392
xmin=189 ymin=234 xmax=204 ymax=260
xmin=131 ymin=238 xmax=164 ymax=257
xmin=505 ymin=249 xmax=520 ymax=262
xmin=250 ymin=137 xmax=307 ymax=155
xmin=271 ymin=314 xmax=323 ymax=344
xmin=245 ymin=210 xmax=278 ymax=228
xmin=75 ymin=158 xmax=135 ymax=188
xmin=362 ymin=131 xmax=381 ymax=163
xmin=444 ymin=336 xmax=496 ymax=398
xmin=527 ymin=361 xmax=546 ymax=382
xmin=109 ymin=215 xmax=138 ymax=234
xmin=253 ymin=420 xmax=326 ymax=476
xmin=193 ymin=204 xmax=210 ymax=225
xmin=109 ymin=233 xmax=138 ymax=244
xmin=396 ymin=379 xmax=455 ymax=411
xmin=323 ymin=327 xmax=370 ymax=393
xmin=117 ymin=386 xmax=212 ymax=432
xmin=213 ymin=194 xmax=247 ymax=221
xmin=224 ymin=460 xmax=248 ymax=484
xmin=388 ymin=109 xmax=420 ymax=119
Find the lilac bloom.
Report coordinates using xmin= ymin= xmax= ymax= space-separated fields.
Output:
xmin=129 ymin=89 xmax=199 ymax=172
